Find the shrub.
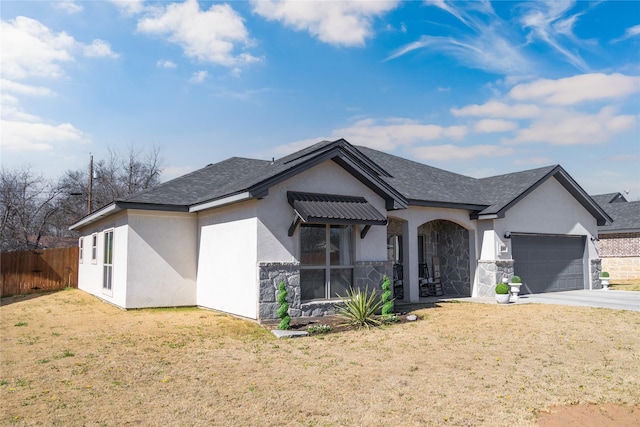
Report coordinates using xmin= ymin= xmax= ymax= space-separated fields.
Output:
xmin=381 ymin=275 xmax=394 ymax=315
xmin=600 ymin=271 xmax=610 ymax=278
xmin=276 ymin=282 xmax=290 ymax=330
xmin=510 ymin=275 xmax=522 ymax=283
xmin=335 ymin=286 xmax=383 ymax=329
xmin=306 ymin=324 xmax=332 ymax=334
xmin=495 ymin=283 xmax=510 ymax=295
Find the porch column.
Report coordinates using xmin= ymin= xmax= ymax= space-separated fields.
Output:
xmin=402 ymin=220 xmax=420 ymax=302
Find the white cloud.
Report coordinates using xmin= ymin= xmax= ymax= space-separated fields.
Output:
xmin=54 ymin=1 xmax=84 ymax=14
xmin=410 ymin=144 xmax=514 ymax=161
xmin=83 ymin=39 xmax=119 ymax=58
xmin=508 ymin=73 xmax=640 ymax=105
xmin=614 ymin=24 xmax=640 ymax=42
xmin=0 ymin=120 xmax=86 ymax=152
xmin=252 ymin=0 xmax=398 ymax=47
xmin=473 ymin=119 xmax=518 ymax=133
xmin=1 ymin=16 xmax=119 ymax=80
xmin=514 ymin=157 xmax=553 ymax=166
xmin=519 ymin=0 xmax=589 ymax=71
xmin=1 ymin=17 xmax=76 ymax=79
xmin=110 ymin=0 xmax=145 ymax=17
xmin=451 ymin=100 xmax=540 ymax=119
xmin=137 ymin=0 xmax=259 ymax=67
xmin=1 ymin=79 xmax=55 ymax=97
xmin=504 ymin=107 xmax=636 ymax=145
xmin=271 ymin=117 xmax=467 ymax=154
xmin=189 ymin=70 xmax=208 ymax=83
xmin=389 ymin=1 xmax=532 ymax=75
xmin=156 ymin=59 xmax=176 ymax=68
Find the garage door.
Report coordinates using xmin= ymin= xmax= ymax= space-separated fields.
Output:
xmin=511 ymin=234 xmax=586 ymax=294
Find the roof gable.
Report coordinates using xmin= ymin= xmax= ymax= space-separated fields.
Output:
xmin=473 ymin=165 xmax=612 ymax=225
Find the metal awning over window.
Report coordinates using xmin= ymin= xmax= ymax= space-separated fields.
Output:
xmin=287 ymin=191 xmax=387 ymax=237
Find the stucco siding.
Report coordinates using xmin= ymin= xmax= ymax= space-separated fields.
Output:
xmin=77 ymin=212 xmax=128 ymax=308
xmin=256 ymin=160 xmax=389 ymax=263
xmin=125 ymin=211 xmax=197 ymax=308
xmin=498 ymin=177 xmax=598 ymax=246
xmin=197 ymin=201 xmax=258 ymax=319
xmin=496 ymin=177 xmax=599 ymax=289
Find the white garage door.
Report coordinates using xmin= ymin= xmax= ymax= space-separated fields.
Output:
xmin=512 ymin=234 xmax=586 ymax=294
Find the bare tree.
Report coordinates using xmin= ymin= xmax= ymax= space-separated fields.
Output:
xmin=0 ymin=167 xmax=63 ymax=251
xmin=1 ymin=146 xmax=164 ymax=251
xmin=91 ymin=145 xmax=164 ymax=210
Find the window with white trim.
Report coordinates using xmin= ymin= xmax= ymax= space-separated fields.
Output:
xmin=79 ymin=238 xmax=84 ymax=263
xmin=103 ymin=230 xmax=114 ymax=292
xmin=300 ymin=224 xmax=354 ymax=302
xmin=91 ymin=233 xmax=97 ymax=263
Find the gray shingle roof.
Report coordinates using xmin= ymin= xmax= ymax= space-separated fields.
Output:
xmin=74 ymin=138 xmax=610 ymax=229
xmin=597 ymin=200 xmax=640 ymax=232
xmin=591 ymin=193 xmax=627 ymax=206
xmin=355 ymin=146 xmax=485 ymax=206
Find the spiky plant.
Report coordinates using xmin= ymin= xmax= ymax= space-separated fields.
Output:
xmin=381 ymin=275 xmax=394 ymax=316
xmin=335 ymin=285 xmax=383 ymax=329
xmin=276 ymin=282 xmax=290 ymax=330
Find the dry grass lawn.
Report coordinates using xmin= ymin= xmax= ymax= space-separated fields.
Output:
xmin=1 ymin=289 xmax=639 ymax=426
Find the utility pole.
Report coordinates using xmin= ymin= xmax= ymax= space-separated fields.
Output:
xmin=87 ymin=154 xmax=93 ymax=214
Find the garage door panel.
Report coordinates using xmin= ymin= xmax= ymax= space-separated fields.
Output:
xmin=512 ymin=235 xmax=586 ymax=294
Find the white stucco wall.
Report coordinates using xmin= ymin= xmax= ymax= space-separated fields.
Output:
xmin=197 ymin=201 xmax=258 ymax=319
xmin=255 ymin=160 xmax=390 ymax=263
xmin=125 ymin=210 xmax=197 ymax=308
xmin=495 ymin=177 xmax=599 ymax=259
xmin=77 ymin=212 xmax=128 ymax=308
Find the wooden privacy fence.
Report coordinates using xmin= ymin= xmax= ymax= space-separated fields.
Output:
xmin=1 ymin=247 xmax=79 ymax=297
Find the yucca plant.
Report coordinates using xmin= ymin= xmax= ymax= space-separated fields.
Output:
xmin=335 ymin=285 xmax=383 ymax=329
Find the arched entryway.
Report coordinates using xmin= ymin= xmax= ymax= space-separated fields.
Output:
xmin=418 ymin=220 xmax=471 ymax=296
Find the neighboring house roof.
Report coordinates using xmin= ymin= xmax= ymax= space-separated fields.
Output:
xmin=70 ymin=139 xmax=612 ymax=230
xmin=591 ymin=192 xmax=628 ymax=206
xmin=593 ymin=193 xmax=640 ymax=234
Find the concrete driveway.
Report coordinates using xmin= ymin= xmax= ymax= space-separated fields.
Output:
xmin=515 ymin=289 xmax=640 ymax=311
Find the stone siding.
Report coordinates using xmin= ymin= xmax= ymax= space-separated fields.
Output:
xmin=420 ymin=220 xmax=471 ymax=296
xmin=258 ymin=261 xmax=392 ymax=323
xmin=477 ymin=260 xmax=514 ymax=297
xmin=601 ymin=257 xmax=640 ymax=282
xmin=591 ymin=258 xmax=603 ymax=290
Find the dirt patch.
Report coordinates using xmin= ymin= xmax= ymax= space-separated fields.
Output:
xmin=2 ymin=290 xmax=639 ymax=426
xmin=537 ymin=403 xmax=639 ymax=426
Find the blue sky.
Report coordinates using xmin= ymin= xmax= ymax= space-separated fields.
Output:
xmin=2 ymin=0 xmax=639 ymax=199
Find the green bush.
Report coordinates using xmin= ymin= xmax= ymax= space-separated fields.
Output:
xmin=306 ymin=324 xmax=332 ymax=334
xmin=381 ymin=275 xmax=394 ymax=315
xmin=510 ymin=275 xmax=522 ymax=283
xmin=335 ymin=286 xmax=383 ymax=329
xmin=276 ymin=282 xmax=290 ymax=330
xmin=600 ymin=271 xmax=610 ymax=278
xmin=495 ymin=283 xmax=510 ymax=294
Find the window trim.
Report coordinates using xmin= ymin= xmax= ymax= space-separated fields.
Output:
xmin=91 ymin=233 xmax=98 ymax=264
xmin=102 ymin=229 xmax=114 ymax=297
xmin=79 ymin=237 xmax=84 ymax=263
xmin=300 ymin=223 xmax=355 ymax=302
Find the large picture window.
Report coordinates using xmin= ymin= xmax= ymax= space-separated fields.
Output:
xmin=103 ymin=230 xmax=114 ymax=293
xmin=300 ymin=224 xmax=354 ymax=302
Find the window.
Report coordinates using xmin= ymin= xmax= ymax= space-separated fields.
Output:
xmin=91 ymin=233 xmax=97 ymax=263
xmin=300 ymin=224 xmax=354 ymax=302
xmin=79 ymin=238 xmax=84 ymax=263
xmin=103 ymin=230 xmax=114 ymax=293
xmin=387 ymin=235 xmax=403 ymax=263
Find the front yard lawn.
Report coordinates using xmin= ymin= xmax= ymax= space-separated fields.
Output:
xmin=2 ymin=290 xmax=638 ymax=426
